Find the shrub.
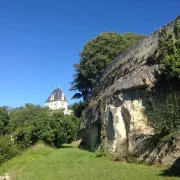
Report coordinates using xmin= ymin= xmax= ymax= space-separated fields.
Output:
xmin=95 ymin=146 xmax=107 ymax=157
xmin=158 ymin=18 xmax=180 ymax=80
xmin=10 ymin=106 xmax=78 ymax=149
xmin=13 ymin=126 xmax=39 ymax=149
xmin=147 ymin=92 xmax=180 ymax=141
xmin=38 ymin=110 xmax=78 ymax=147
xmin=71 ymin=101 xmax=85 ymax=118
xmin=0 ymin=135 xmax=20 ymax=165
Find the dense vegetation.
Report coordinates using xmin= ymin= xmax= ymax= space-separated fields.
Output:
xmin=159 ymin=18 xmax=180 ymax=80
xmin=0 ymin=143 xmax=178 ymax=180
xmin=0 ymin=135 xmax=19 ymax=165
xmin=147 ymin=92 xmax=180 ymax=141
xmin=0 ymin=107 xmax=9 ymax=135
xmin=0 ymin=104 xmax=79 ymax=165
xmin=70 ymin=32 xmax=144 ymax=101
xmin=146 ymin=18 xmax=180 ymax=141
xmin=70 ymin=101 xmax=85 ymax=118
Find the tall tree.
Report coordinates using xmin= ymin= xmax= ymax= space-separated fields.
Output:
xmin=0 ymin=106 xmax=10 ymax=135
xmin=71 ymin=32 xmax=144 ymax=101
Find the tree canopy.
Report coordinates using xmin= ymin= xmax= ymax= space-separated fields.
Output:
xmin=9 ymin=104 xmax=79 ymax=149
xmin=0 ymin=106 xmax=10 ymax=135
xmin=71 ymin=101 xmax=85 ymax=118
xmin=70 ymin=32 xmax=144 ymax=101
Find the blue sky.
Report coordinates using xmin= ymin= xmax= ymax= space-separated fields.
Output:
xmin=0 ymin=0 xmax=179 ymax=107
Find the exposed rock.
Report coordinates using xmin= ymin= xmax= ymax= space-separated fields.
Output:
xmin=0 ymin=173 xmax=11 ymax=180
xmin=79 ymin=16 xmax=180 ymax=166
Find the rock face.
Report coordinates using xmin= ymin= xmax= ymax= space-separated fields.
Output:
xmin=0 ymin=173 xmax=11 ymax=180
xmin=79 ymin=16 xmax=180 ymax=166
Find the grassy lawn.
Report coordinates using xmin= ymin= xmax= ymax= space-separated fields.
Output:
xmin=0 ymin=143 xmax=179 ymax=180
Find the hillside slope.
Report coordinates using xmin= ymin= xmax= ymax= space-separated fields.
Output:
xmin=0 ymin=144 xmax=179 ymax=180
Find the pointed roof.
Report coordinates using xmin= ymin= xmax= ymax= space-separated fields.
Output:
xmin=45 ymin=88 xmax=67 ymax=103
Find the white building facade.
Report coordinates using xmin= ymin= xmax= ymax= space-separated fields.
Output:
xmin=45 ymin=88 xmax=71 ymax=114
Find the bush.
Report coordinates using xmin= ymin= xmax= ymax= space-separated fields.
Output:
xmin=0 ymin=135 xmax=20 ymax=165
xmin=158 ymin=18 xmax=180 ymax=80
xmin=10 ymin=104 xmax=49 ymax=149
xmin=10 ymin=105 xmax=78 ymax=149
xmin=147 ymin=92 xmax=180 ymax=141
xmin=71 ymin=101 xmax=85 ymax=118
xmin=95 ymin=146 xmax=107 ymax=157
xmin=13 ymin=126 xmax=39 ymax=149
xmin=38 ymin=110 xmax=78 ymax=148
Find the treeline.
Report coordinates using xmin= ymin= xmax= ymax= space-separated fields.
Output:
xmin=0 ymin=104 xmax=80 ymax=165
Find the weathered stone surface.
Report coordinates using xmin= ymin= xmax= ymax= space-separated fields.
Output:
xmin=0 ymin=173 xmax=11 ymax=180
xmin=79 ymin=16 xmax=180 ymax=166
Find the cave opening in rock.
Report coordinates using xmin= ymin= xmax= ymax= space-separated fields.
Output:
xmin=90 ymin=123 xmax=101 ymax=151
xmin=107 ymin=111 xmax=115 ymax=141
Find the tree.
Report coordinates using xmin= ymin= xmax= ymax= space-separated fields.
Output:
xmin=71 ymin=101 xmax=85 ymax=118
xmin=38 ymin=110 xmax=78 ymax=147
xmin=70 ymin=32 xmax=144 ymax=101
xmin=0 ymin=135 xmax=20 ymax=165
xmin=0 ymin=106 xmax=10 ymax=135
xmin=9 ymin=105 xmax=78 ymax=148
xmin=9 ymin=104 xmax=49 ymax=148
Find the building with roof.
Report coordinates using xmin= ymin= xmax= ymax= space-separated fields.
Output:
xmin=45 ymin=88 xmax=71 ymax=114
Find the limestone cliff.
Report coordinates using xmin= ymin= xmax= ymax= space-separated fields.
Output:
xmin=79 ymin=16 xmax=180 ymax=166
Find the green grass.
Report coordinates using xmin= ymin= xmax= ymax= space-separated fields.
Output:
xmin=0 ymin=143 xmax=179 ymax=180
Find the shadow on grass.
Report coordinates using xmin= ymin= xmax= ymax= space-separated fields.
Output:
xmin=161 ymin=158 xmax=180 ymax=177
xmin=62 ymin=144 xmax=74 ymax=148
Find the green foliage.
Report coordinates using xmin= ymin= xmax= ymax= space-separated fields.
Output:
xmin=0 ymin=135 xmax=20 ymax=165
xmin=38 ymin=110 xmax=78 ymax=147
xmin=95 ymin=145 xmax=107 ymax=157
xmin=9 ymin=104 xmax=48 ymax=148
xmin=71 ymin=101 xmax=85 ymax=118
xmin=0 ymin=106 xmax=10 ymax=135
xmin=174 ymin=18 xmax=180 ymax=39
xmin=13 ymin=126 xmax=39 ymax=149
xmin=158 ymin=18 xmax=180 ymax=80
xmin=147 ymin=92 xmax=180 ymax=140
xmin=71 ymin=32 xmax=144 ymax=101
xmin=9 ymin=104 xmax=78 ymax=149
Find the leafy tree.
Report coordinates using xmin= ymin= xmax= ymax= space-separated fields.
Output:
xmin=71 ymin=101 xmax=85 ymax=118
xmin=71 ymin=32 xmax=144 ymax=101
xmin=37 ymin=110 xmax=78 ymax=147
xmin=9 ymin=104 xmax=47 ymax=131
xmin=9 ymin=105 xmax=78 ymax=148
xmin=9 ymin=104 xmax=49 ymax=148
xmin=13 ymin=126 xmax=39 ymax=149
xmin=0 ymin=106 xmax=10 ymax=135
xmin=0 ymin=135 xmax=20 ymax=165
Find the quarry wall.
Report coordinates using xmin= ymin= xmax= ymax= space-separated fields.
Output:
xmin=94 ymin=17 xmax=176 ymax=94
xmin=79 ymin=16 xmax=180 ymax=167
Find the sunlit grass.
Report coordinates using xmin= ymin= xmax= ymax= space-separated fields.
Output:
xmin=0 ymin=143 xmax=179 ymax=180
